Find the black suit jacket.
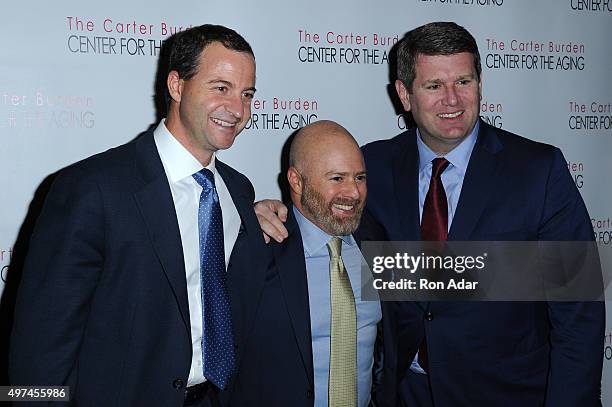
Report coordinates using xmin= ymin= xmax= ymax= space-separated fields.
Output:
xmin=230 ymin=208 xmax=315 ymax=406
xmin=9 ymin=130 xmax=269 ymax=406
xmin=359 ymin=121 xmax=605 ymax=407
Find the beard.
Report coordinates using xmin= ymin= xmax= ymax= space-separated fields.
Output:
xmin=300 ymin=181 xmax=364 ymax=236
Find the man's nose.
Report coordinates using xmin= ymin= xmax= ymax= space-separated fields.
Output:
xmin=442 ymin=85 xmax=458 ymax=106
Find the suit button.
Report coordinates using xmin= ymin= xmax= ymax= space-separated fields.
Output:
xmin=425 ymin=312 xmax=434 ymax=321
xmin=173 ymin=379 xmax=185 ymax=389
xmin=306 ymin=389 xmax=314 ymax=399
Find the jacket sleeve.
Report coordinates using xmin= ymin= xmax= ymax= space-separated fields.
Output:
xmin=10 ymin=165 xmax=105 ymax=389
xmin=540 ymin=148 xmax=605 ymax=406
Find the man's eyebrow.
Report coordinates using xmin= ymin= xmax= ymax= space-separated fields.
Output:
xmin=324 ymin=170 xmax=367 ymax=176
xmin=456 ymin=74 xmax=476 ymax=80
xmin=206 ymin=79 xmax=256 ymax=93
xmin=206 ymin=79 xmax=232 ymax=86
xmin=421 ymin=74 xmax=475 ymax=84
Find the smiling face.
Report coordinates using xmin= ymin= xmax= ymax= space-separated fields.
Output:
xmin=166 ymin=42 xmax=256 ymax=165
xmin=288 ymin=122 xmax=367 ymax=236
xmin=396 ymin=52 xmax=481 ymax=154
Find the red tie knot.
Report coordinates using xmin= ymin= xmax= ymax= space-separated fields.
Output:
xmin=431 ymin=157 xmax=450 ymax=179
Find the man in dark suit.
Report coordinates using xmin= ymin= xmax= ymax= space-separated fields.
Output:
xmin=255 ymin=22 xmax=605 ymax=407
xmin=232 ymin=120 xmax=381 ymax=407
xmin=10 ymin=25 xmax=268 ymax=406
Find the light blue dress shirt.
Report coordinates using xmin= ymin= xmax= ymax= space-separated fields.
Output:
xmin=293 ymin=206 xmax=382 ymax=407
xmin=410 ymin=122 xmax=479 ymax=374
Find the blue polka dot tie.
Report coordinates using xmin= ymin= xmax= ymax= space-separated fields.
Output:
xmin=193 ymin=168 xmax=235 ymax=390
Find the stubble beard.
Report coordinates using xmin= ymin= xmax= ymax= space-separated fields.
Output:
xmin=300 ymin=181 xmax=363 ymax=236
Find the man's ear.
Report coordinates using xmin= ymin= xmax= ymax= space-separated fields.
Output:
xmin=395 ymin=79 xmax=411 ymax=112
xmin=287 ymin=167 xmax=304 ymax=196
xmin=167 ymin=70 xmax=183 ymax=104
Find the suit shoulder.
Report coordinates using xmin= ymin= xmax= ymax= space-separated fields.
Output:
xmin=66 ymin=135 xmax=140 ymax=176
xmin=361 ymin=130 xmax=414 ymax=159
xmin=216 ymin=160 xmax=252 ymax=185
xmin=492 ymin=125 xmax=558 ymax=156
xmin=215 ymin=160 xmax=255 ymax=198
xmin=50 ymin=133 xmax=150 ymax=197
xmin=483 ymin=124 xmax=562 ymax=169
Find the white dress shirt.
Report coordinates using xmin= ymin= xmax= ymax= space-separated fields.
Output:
xmin=153 ymin=120 xmax=241 ymax=386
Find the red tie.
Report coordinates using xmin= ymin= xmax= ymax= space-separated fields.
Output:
xmin=421 ymin=157 xmax=450 ymax=241
xmin=418 ymin=157 xmax=450 ymax=372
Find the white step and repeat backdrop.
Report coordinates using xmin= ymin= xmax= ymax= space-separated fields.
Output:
xmin=1 ymin=0 xmax=611 ymax=400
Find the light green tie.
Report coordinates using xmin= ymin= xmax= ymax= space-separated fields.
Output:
xmin=327 ymin=237 xmax=357 ymax=407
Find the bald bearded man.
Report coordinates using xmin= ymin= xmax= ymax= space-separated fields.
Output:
xmin=230 ymin=121 xmax=381 ymax=407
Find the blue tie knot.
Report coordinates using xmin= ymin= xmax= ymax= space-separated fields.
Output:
xmin=193 ymin=168 xmax=215 ymax=190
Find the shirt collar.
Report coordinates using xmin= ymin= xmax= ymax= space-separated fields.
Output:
xmin=292 ymin=206 xmax=355 ymax=257
xmin=153 ymin=119 xmax=217 ymax=182
xmin=416 ymin=120 xmax=479 ymax=174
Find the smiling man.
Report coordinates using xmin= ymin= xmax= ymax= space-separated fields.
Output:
xmin=255 ymin=22 xmax=604 ymax=407
xmin=232 ymin=120 xmax=381 ymax=407
xmin=289 ymin=121 xmax=367 ymax=237
xmin=394 ymin=51 xmax=480 ymax=155
xmin=10 ymin=25 xmax=268 ymax=407
xmin=361 ymin=21 xmax=605 ymax=407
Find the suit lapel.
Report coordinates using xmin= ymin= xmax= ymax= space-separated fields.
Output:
xmin=449 ymin=122 xmax=503 ymax=240
xmin=393 ymin=131 xmax=426 ymax=311
xmin=273 ymin=210 xmax=314 ymax=385
xmin=132 ymin=132 xmax=191 ymax=334
xmin=392 ymin=130 xmax=421 ymax=241
xmin=215 ymin=160 xmax=266 ymax=361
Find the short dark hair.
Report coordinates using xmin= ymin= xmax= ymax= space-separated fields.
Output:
xmin=168 ymin=24 xmax=254 ymax=81
xmin=397 ymin=21 xmax=481 ymax=92
xmin=164 ymin=24 xmax=254 ymax=107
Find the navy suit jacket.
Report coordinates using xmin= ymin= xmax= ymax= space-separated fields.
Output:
xmin=9 ymin=130 xmax=269 ymax=406
xmin=230 ymin=207 xmax=315 ymax=406
xmin=358 ymin=121 xmax=605 ymax=407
